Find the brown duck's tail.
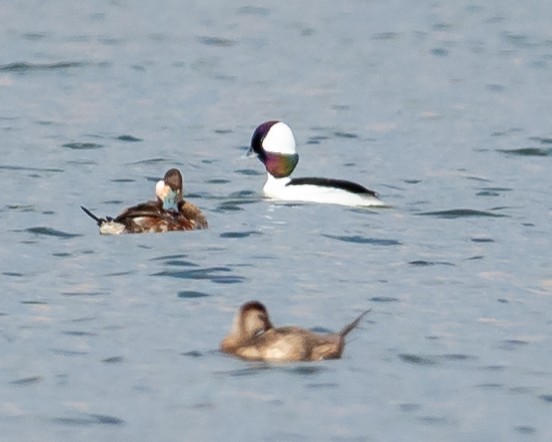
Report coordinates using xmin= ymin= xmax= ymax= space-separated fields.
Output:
xmin=339 ymin=309 xmax=371 ymax=338
xmin=81 ymin=206 xmax=107 ymax=226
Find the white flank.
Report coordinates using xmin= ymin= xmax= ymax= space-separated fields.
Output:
xmin=99 ymin=221 xmax=127 ymax=235
xmin=263 ymin=175 xmax=385 ymax=207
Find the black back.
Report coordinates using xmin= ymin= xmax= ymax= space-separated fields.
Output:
xmin=288 ymin=177 xmax=378 ymax=197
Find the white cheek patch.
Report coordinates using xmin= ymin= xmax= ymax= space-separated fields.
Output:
xmin=155 ymin=180 xmax=167 ymax=199
xmin=263 ymin=122 xmax=296 ymax=154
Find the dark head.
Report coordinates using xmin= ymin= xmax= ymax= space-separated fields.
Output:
xmin=239 ymin=300 xmax=273 ymax=338
xmin=163 ymin=168 xmax=184 ymax=198
xmin=155 ymin=168 xmax=183 ymax=211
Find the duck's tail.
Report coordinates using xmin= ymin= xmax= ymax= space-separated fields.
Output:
xmin=81 ymin=206 xmax=107 ymax=226
xmin=339 ymin=309 xmax=371 ymax=338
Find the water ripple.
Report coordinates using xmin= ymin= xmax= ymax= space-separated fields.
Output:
xmin=285 ymin=365 xmax=326 ymax=375
xmin=529 ymin=136 xmax=552 ymax=145
xmin=419 ymin=209 xmax=508 ymax=219
xmin=237 ymin=6 xmax=270 ymax=16
xmin=102 ymin=356 xmax=124 ymax=364
xmin=399 ymin=353 xmax=476 ymax=366
xmin=61 ymin=291 xmax=106 ymax=297
xmin=178 ymin=290 xmax=210 ymax=299
xmin=182 ymin=351 xmax=202 ymax=358
xmin=399 ymin=354 xmax=438 ymax=366
xmin=116 ymin=134 xmax=142 ymax=142
xmin=409 ymin=260 xmax=455 ymax=267
xmin=0 ymin=61 xmax=85 ymax=72
xmin=25 ymin=227 xmax=82 ymax=239
xmin=127 ymin=157 xmax=166 ymax=165
xmin=333 ymin=131 xmax=358 ymax=139
xmin=471 ymin=237 xmax=494 ymax=243
xmin=372 ymin=32 xmax=399 ymax=40
xmin=220 ymin=231 xmax=261 ymax=239
xmin=61 ymin=330 xmax=98 ymax=337
xmin=305 ymin=382 xmax=338 ymax=389
xmin=221 ymin=365 xmax=272 ymax=377
xmin=216 ymin=198 xmax=259 ymax=212
xmin=197 ymin=36 xmax=236 ymax=47
xmin=235 ymin=168 xmax=262 ymax=176
xmin=10 ymin=376 xmax=43 ymax=385
xmin=498 ymin=147 xmax=552 ymax=157
xmin=6 ymin=204 xmax=36 ymax=212
xmin=52 ymin=414 xmax=125 ymax=426
xmin=153 ymin=266 xmax=245 ymax=284
xmin=151 ymin=253 xmax=189 ymax=261
xmin=370 ymin=296 xmax=399 ymax=303
xmin=51 ymin=349 xmax=89 ymax=356
xmin=62 ymin=142 xmax=103 ymax=150
xmin=306 ymin=135 xmax=330 ymax=145
xmin=499 ymin=339 xmax=529 ymax=350
xmin=515 ymin=426 xmax=536 ymax=435
xmin=0 ymin=164 xmax=63 ymax=173
xmin=322 ymin=234 xmax=401 ymax=246
xmin=163 ymin=259 xmax=200 ymax=267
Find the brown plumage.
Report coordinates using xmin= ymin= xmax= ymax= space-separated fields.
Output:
xmin=81 ymin=168 xmax=208 ymax=235
xmin=220 ymin=301 xmax=370 ymax=362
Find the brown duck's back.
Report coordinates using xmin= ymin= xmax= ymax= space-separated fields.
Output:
xmin=230 ymin=327 xmax=344 ymax=362
xmin=220 ymin=307 xmax=370 ymax=362
xmin=180 ymin=201 xmax=208 ymax=229
xmin=110 ymin=200 xmax=207 ymax=233
xmin=114 ymin=200 xmax=162 ymax=222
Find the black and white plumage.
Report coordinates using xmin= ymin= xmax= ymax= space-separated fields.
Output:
xmin=246 ymin=121 xmax=385 ymax=207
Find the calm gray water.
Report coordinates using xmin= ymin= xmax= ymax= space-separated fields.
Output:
xmin=1 ymin=1 xmax=551 ymax=441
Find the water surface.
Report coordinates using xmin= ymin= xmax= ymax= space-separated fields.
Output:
xmin=1 ymin=1 xmax=551 ymax=441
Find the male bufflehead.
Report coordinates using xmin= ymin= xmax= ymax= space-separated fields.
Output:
xmin=220 ymin=300 xmax=370 ymax=362
xmin=246 ymin=121 xmax=385 ymax=207
xmin=81 ymin=168 xmax=208 ymax=234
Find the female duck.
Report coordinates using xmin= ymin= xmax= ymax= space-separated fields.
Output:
xmin=81 ymin=168 xmax=208 ymax=234
xmin=220 ymin=300 xmax=370 ymax=362
xmin=246 ymin=121 xmax=385 ymax=207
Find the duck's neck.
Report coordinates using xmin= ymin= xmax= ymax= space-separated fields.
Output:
xmin=262 ymin=152 xmax=298 ymax=178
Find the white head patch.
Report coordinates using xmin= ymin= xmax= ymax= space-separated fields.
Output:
xmin=155 ymin=180 xmax=167 ymax=200
xmin=262 ymin=122 xmax=296 ymax=155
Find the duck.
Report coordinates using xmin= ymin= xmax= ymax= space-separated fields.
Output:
xmin=246 ymin=120 xmax=385 ymax=207
xmin=81 ymin=168 xmax=208 ymax=234
xmin=220 ymin=300 xmax=370 ymax=362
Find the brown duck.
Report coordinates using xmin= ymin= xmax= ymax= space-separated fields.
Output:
xmin=81 ymin=168 xmax=208 ymax=234
xmin=220 ymin=301 xmax=370 ymax=362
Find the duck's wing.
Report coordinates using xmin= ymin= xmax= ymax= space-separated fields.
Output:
xmin=113 ymin=200 xmax=163 ymax=222
xmin=109 ymin=200 xmax=177 ymax=234
xmin=252 ymin=327 xmax=318 ymax=361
